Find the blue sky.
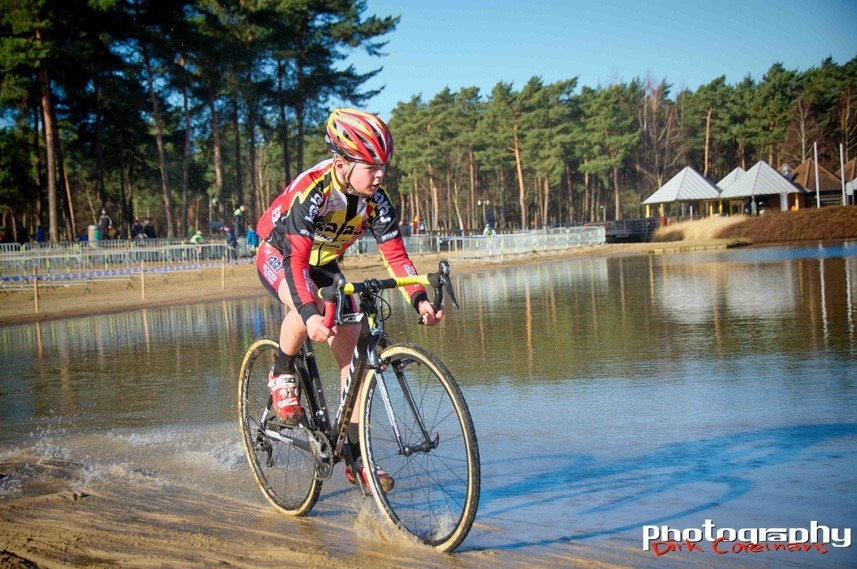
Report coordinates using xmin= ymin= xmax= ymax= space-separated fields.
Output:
xmin=345 ymin=0 xmax=857 ymax=120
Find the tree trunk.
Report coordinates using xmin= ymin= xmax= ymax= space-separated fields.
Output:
xmin=247 ymin=111 xmax=257 ymax=223
xmin=703 ymin=108 xmax=713 ymax=177
xmin=233 ymin=102 xmax=243 ymax=213
xmin=542 ymin=177 xmax=550 ymax=227
xmin=182 ymin=81 xmax=192 ymax=236
xmin=31 ymin=105 xmax=43 ymax=227
xmin=613 ymin=163 xmax=621 ymax=220
xmin=427 ymin=163 xmax=440 ymax=231
xmin=565 ymin=163 xmax=574 ymax=223
xmin=277 ymin=59 xmax=291 ymax=186
xmin=513 ymin=122 xmax=526 ymax=229
xmin=143 ymin=48 xmax=173 ymax=237
xmin=39 ymin=69 xmax=58 ymax=242
xmin=58 ymin=141 xmax=76 ymax=239
xmin=445 ymin=166 xmax=454 ymax=230
xmin=468 ymin=147 xmax=476 ymax=230
xmin=498 ymin=169 xmax=506 ymax=229
xmin=542 ymin=139 xmax=550 ymax=226
xmin=94 ymin=71 xmax=107 ymax=207
xmin=119 ymin=141 xmax=128 ymax=232
xmin=583 ymin=161 xmax=590 ymax=222
xmin=295 ymin=92 xmax=304 ymax=172
xmin=410 ymin=174 xmax=421 ymax=226
xmin=208 ymin=96 xmax=224 ymax=219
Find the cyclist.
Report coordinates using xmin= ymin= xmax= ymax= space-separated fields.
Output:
xmin=255 ymin=108 xmax=443 ymax=490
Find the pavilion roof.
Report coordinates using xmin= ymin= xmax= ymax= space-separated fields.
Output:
xmin=791 ymin=159 xmax=841 ymax=191
xmin=642 ymin=166 xmax=721 ymax=204
xmin=719 ymin=161 xmax=805 ymax=198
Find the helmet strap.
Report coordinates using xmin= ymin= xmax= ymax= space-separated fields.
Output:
xmin=334 ymin=156 xmax=359 ymax=195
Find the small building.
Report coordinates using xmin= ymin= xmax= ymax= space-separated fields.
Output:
xmin=718 ymin=160 xmax=806 ymax=214
xmin=791 ymin=159 xmax=843 ymax=206
xmin=642 ymin=166 xmax=722 ymax=218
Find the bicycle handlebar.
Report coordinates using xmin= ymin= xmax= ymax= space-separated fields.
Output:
xmin=318 ymin=260 xmax=459 ymax=328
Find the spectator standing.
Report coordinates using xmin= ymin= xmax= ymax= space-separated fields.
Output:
xmin=35 ymin=225 xmax=46 ymax=243
xmin=224 ymin=223 xmax=238 ymax=259
xmin=189 ymin=229 xmax=205 ymax=259
xmin=131 ymin=218 xmax=144 ymax=238
xmin=97 ymin=208 xmax=112 ymax=240
xmin=143 ymin=218 xmax=157 ymax=239
xmin=233 ymin=204 xmax=246 ymax=237
xmin=245 ymin=226 xmax=259 ymax=255
xmin=16 ymin=224 xmax=30 ymax=244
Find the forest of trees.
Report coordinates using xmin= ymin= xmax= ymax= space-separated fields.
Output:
xmin=1 ymin=0 xmax=855 ymax=242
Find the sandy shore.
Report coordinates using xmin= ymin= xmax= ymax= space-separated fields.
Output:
xmin=0 ymin=239 xmax=739 ymax=328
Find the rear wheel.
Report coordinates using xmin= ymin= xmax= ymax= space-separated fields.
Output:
xmin=238 ymin=337 xmax=322 ymax=515
xmin=359 ymin=343 xmax=480 ymax=552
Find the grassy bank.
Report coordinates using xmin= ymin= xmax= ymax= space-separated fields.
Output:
xmin=653 ymin=206 xmax=857 ymax=243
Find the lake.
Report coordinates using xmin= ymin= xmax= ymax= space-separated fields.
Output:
xmin=1 ymin=241 xmax=855 ymax=568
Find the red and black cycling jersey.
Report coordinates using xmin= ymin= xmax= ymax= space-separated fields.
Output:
xmin=257 ymin=158 xmax=428 ymax=322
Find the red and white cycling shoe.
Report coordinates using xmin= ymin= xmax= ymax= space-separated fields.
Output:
xmin=345 ymin=460 xmax=395 ymax=493
xmin=267 ymin=370 xmax=305 ymax=426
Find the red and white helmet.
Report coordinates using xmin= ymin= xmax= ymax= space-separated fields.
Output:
xmin=325 ymin=108 xmax=394 ymax=165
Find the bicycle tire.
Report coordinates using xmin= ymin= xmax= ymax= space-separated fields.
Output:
xmin=358 ymin=343 xmax=480 ymax=552
xmin=238 ymin=337 xmax=322 ymax=515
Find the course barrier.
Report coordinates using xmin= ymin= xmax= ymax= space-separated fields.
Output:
xmin=1 ymin=227 xmax=604 ymax=313
xmin=0 ymin=243 xmax=251 ymax=290
xmin=342 ymin=226 xmax=606 ymax=260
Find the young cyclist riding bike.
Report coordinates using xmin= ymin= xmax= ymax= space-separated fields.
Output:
xmin=255 ymin=108 xmax=443 ymax=491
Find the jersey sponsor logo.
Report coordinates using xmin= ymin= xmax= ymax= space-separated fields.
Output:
xmin=302 ymin=267 xmax=314 ymax=297
xmin=299 ymin=228 xmax=313 ymax=238
xmin=270 ymin=205 xmax=283 ymax=225
xmin=316 ymin=221 xmax=362 ymax=237
xmin=265 ymin=256 xmax=283 ymax=272
xmin=379 ymin=229 xmax=399 ymax=242
xmin=263 ymin=264 xmax=278 ymax=284
xmin=371 ymin=193 xmax=393 ymax=224
xmin=303 ymin=192 xmax=323 ymax=223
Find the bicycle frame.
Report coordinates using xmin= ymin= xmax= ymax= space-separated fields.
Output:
xmin=297 ymin=265 xmax=456 ymax=482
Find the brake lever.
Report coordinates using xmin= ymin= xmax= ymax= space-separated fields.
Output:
xmin=440 ymin=264 xmax=459 ymax=310
xmin=419 ymin=260 xmax=459 ymax=324
xmin=319 ymin=274 xmax=347 ymax=328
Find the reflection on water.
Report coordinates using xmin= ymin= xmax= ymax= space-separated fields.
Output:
xmin=1 ymin=241 xmax=856 ymax=567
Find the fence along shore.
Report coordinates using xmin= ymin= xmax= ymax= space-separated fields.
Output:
xmin=1 ymin=226 xmax=605 ymax=313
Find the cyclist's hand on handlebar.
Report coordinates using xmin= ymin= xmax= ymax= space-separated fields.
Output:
xmin=306 ymin=313 xmax=335 ymax=342
xmin=418 ymin=300 xmax=444 ymax=326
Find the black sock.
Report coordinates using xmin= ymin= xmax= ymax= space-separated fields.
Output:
xmin=347 ymin=423 xmax=361 ymax=462
xmin=272 ymin=349 xmax=298 ymax=376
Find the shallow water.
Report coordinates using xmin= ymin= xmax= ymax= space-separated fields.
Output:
xmin=1 ymin=242 xmax=856 ymax=567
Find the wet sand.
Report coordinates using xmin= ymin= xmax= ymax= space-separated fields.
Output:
xmin=0 ymin=240 xmax=737 ymax=328
xmin=0 ymin=450 xmax=651 ymax=569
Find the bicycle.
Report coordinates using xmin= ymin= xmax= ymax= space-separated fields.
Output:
xmin=238 ymin=260 xmax=480 ymax=552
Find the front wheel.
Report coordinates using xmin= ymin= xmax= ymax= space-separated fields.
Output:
xmin=358 ymin=343 xmax=480 ymax=552
xmin=238 ymin=337 xmax=322 ymax=515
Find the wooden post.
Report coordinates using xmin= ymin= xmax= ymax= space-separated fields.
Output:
xmin=141 ymin=261 xmax=146 ymax=300
xmin=33 ymin=267 xmax=39 ymax=313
